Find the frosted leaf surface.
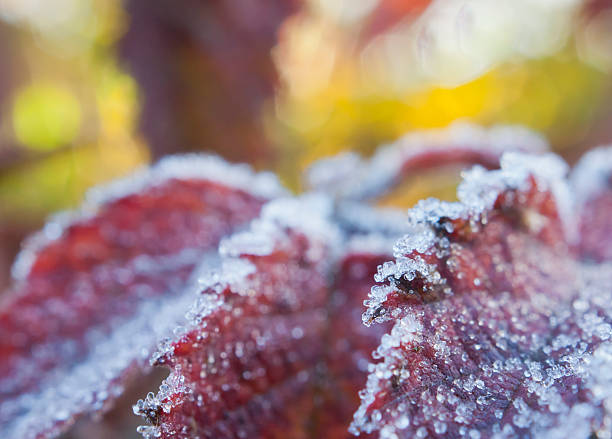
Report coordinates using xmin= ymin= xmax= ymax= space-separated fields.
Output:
xmin=134 ymin=195 xmax=345 ymax=438
xmin=363 ymin=152 xmax=573 ymax=322
xmin=134 ymin=194 xmax=409 ymax=438
xmin=352 ymin=151 xmax=612 ymax=438
xmin=11 ymin=154 xmax=284 ymax=281
xmin=4 ymin=129 xmax=612 ymax=439
xmin=0 ymin=155 xmax=283 ymax=439
xmin=318 ymin=237 xmax=397 ymax=437
xmin=336 ymin=203 xmax=411 ymax=237
xmin=305 ymin=122 xmax=548 ymax=201
xmin=572 ymin=146 xmax=612 ymax=262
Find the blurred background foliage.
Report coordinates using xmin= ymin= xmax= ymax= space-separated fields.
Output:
xmin=1 ymin=0 xmax=612 ymax=291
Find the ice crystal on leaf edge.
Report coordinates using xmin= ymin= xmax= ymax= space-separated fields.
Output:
xmin=0 ymin=155 xmax=286 ymax=439
xmin=352 ymin=147 xmax=612 ymax=438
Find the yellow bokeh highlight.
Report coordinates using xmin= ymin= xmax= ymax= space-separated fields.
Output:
xmin=376 ymin=166 xmax=463 ymax=209
xmin=96 ymin=67 xmax=140 ymax=139
xmin=271 ymin=26 xmax=607 ymax=191
xmin=0 ymin=141 xmax=149 ymax=220
xmin=0 ymin=0 xmax=150 ymax=225
xmin=12 ymin=83 xmax=82 ymax=151
xmin=404 ymin=75 xmax=496 ymax=129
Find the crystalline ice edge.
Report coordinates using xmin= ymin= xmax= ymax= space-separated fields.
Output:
xmin=363 ymin=152 xmax=572 ymax=326
xmin=0 ymin=155 xmax=284 ymax=439
xmin=11 ymin=154 xmax=285 ymax=280
xmin=305 ymin=122 xmax=548 ymax=201
xmin=134 ymin=195 xmax=343 ymax=438
xmin=351 ymin=149 xmax=612 ymax=438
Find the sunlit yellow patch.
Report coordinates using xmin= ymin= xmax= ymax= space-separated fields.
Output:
xmin=270 ymin=16 xmax=607 ymax=189
xmin=376 ymin=166 xmax=464 ymax=209
xmin=97 ymin=68 xmax=139 ymax=138
xmin=12 ymin=83 xmax=82 ymax=151
xmin=0 ymin=140 xmax=149 ymax=220
xmin=405 ymin=74 xmax=495 ymax=128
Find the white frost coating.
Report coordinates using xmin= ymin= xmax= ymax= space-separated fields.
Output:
xmin=345 ymin=233 xmax=399 ymax=257
xmin=11 ymin=154 xmax=287 ymax=281
xmin=135 ymin=195 xmax=341 ymax=437
xmin=350 ymin=314 xmax=424 ymax=436
xmin=584 ymin=343 xmax=612 ymax=438
xmin=258 ymin=194 xmax=339 ymax=249
xmin=460 ymin=153 xmax=575 ymax=240
xmin=459 ymin=153 xmax=571 ymax=226
xmin=352 ymin=260 xmax=612 ymax=437
xmin=219 ymin=232 xmax=276 ymax=257
xmin=133 ymin=368 xmax=191 ymax=423
xmin=571 ymin=146 xmax=612 ymax=207
xmin=219 ymin=194 xmax=341 ymax=259
xmin=196 ymin=257 xmax=256 ymax=293
xmin=162 ymin=194 xmax=339 ymax=356
xmin=337 ymin=202 xmax=409 ymax=236
xmin=305 ymin=122 xmax=549 ymax=201
xmin=305 ymin=151 xmax=367 ymax=196
xmin=148 ymin=256 xmax=255 ymax=368
xmin=87 ymin=154 xmax=285 ymax=205
xmin=197 ymin=195 xmax=339 ymax=330
xmin=134 ymin=256 xmax=259 ymax=438
xmin=0 ymin=252 xmax=213 ymax=439
xmin=404 ymin=152 xmax=569 ymax=274
xmin=363 ymin=151 xmax=574 ymax=326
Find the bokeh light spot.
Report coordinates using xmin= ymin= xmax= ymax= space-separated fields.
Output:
xmin=12 ymin=83 xmax=81 ymax=151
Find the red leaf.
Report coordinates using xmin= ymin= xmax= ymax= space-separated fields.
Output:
xmin=573 ymin=148 xmax=612 ymax=262
xmin=133 ymin=196 xmax=341 ymax=438
xmin=3 ymin=124 xmax=611 ymax=439
xmin=306 ymin=123 xmax=548 ymax=202
xmin=351 ymin=151 xmax=612 ymax=438
xmin=132 ymin=195 xmax=409 ymax=438
xmin=317 ymin=242 xmax=393 ymax=438
xmin=0 ymin=156 xmax=284 ymax=439
xmin=132 ymin=125 xmax=556 ymax=439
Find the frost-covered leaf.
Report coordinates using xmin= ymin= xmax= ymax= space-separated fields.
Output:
xmin=573 ymin=147 xmax=612 ymax=262
xmin=4 ymin=121 xmax=612 ymax=439
xmin=134 ymin=196 xmax=339 ymax=438
xmin=318 ymin=239 xmax=394 ymax=438
xmin=133 ymin=196 xmax=406 ymax=438
xmin=352 ymin=150 xmax=612 ymax=438
xmin=0 ymin=156 xmax=284 ymax=439
xmin=306 ymin=122 xmax=548 ymax=202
